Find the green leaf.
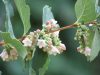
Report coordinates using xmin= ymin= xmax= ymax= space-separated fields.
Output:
xmin=0 ymin=32 xmax=27 ymax=59
xmin=95 ymin=0 xmax=100 ymax=17
xmin=43 ymin=5 xmax=54 ymax=24
xmin=14 ymin=0 xmax=31 ymax=35
xmin=2 ymin=0 xmax=15 ymax=38
xmin=29 ymin=67 xmax=36 ymax=75
xmin=75 ymin=0 xmax=96 ymax=23
xmin=90 ymin=28 xmax=100 ymax=61
xmin=32 ymin=48 xmax=49 ymax=75
xmin=88 ymin=29 xmax=95 ymax=48
xmin=39 ymin=58 xmax=50 ymax=75
xmin=29 ymin=61 xmax=36 ymax=75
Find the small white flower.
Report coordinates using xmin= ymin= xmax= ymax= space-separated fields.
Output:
xmin=51 ymin=19 xmax=57 ymax=25
xmin=60 ymin=43 xmax=66 ymax=50
xmin=0 ymin=49 xmax=9 ymax=61
xmin=48 ymin=46 xmax=60 ymax=55
xmin=84 ymin=47 xmax=91 ymax=56
xmin=37 ymin=39 xmax=46 ymax=48
xmin=22 ymin=38 xmax=32 ymax=47
xmin=89 ymin=24 xmax=93 ymax=26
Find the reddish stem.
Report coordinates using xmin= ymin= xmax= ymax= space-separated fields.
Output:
xmin=0 ymin=21 xmax=97 ymax=46
xmin=46 ymin=24 xmax=77 ymax=34
xmin=0 ymin=41 xmax=5 ymax=46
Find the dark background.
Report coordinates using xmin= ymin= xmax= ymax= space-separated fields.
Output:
xmin=0 ymin=0 xmax=100 ymax=75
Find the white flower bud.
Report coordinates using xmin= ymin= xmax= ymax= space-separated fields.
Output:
xmin=36 ymin=29 xmax=41 ymax=33
xmin=22 ymin=38 xmax=32 ymax=47
xmin=37 ymin=39 xmax=46 ymax=48
xmin=60 ymin=43 xmax=66 ymax=50
xmin=84 ymin=47 xmax=91 ymax=56
xmin=48 ymin=45 xmax=60 ymax=55
xmin=0 ymin=49 xmax=9 ymax=61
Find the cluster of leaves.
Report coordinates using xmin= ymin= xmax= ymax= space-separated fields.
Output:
xmin=0 ymin=0 xmax=100 ymax=75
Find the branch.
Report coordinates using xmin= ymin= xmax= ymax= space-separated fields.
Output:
xmin=46 ymin=24 xmax=77 ymax=34
xmin=46 ymin=21 xmax=97 ymax=34
xmin=0 ymin=21 xmax=97 ymax=46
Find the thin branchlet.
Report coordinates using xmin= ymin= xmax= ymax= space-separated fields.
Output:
xmin=0 ymin=21 xmax=97 ymax=46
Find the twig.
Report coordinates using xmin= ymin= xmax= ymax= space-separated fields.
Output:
xmin=0 ymin=21 xmax=97 ymax=46
xmin=46 ymin=24 xmax=77 ymax=34
xmin=46 ymin=21 xmax=97 ymax=34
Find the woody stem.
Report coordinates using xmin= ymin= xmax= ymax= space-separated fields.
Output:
xmin=0 ymin=21 xmax=97 ymax=46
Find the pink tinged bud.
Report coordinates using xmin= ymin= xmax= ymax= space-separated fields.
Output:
xmin=36 ymin=29 xmax=41 ymax=33
xmin=0 ymin=49 xmax=9 ymax=61
xmin=22 ymin=38 xmax=32 ymax=47
xmin=48 ymin=46 xmax=60 ymax=56
xmin=37 ymin=39 xmax=46 ymax=48
xmin=84 ymin=47 xmax=91 ymax=56
xmin=46 ymin=24 xmax=52 ymax=30
xmin=46 ymin=20 xmax=52 ymax=25
xmin=60 ymin=43 xmax=66 ymax=50
xmin=46 ymin=19 xmax=57 ymax=26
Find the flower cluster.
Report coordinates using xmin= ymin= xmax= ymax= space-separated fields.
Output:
xmin=22 ymin=19 xmax=66 ymax=56
xmin=37 ymin=34 xmax=66 ymax=55
xmin=0 ymin=47 xmax=18 ymax=61
xmin=22 ymin=29 xmax=40 ymax=47
xmin=74 ymin=25 xmax=91 ymax=56
xmin=0 ymin=19 xmax=66 ymax=61
xmin=43 ymin=19 xmax=60 ymax=33
xmin=77 ymin=46 xmax=91 ymax=56
xmin=37 ymin=19 xmax=66 ymax=55
xmin=22 ymin=29 xmax=41 ymax=60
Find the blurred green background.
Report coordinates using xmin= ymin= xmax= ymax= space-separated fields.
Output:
xmin=0 ymin=0 xmax=100 ymax=75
